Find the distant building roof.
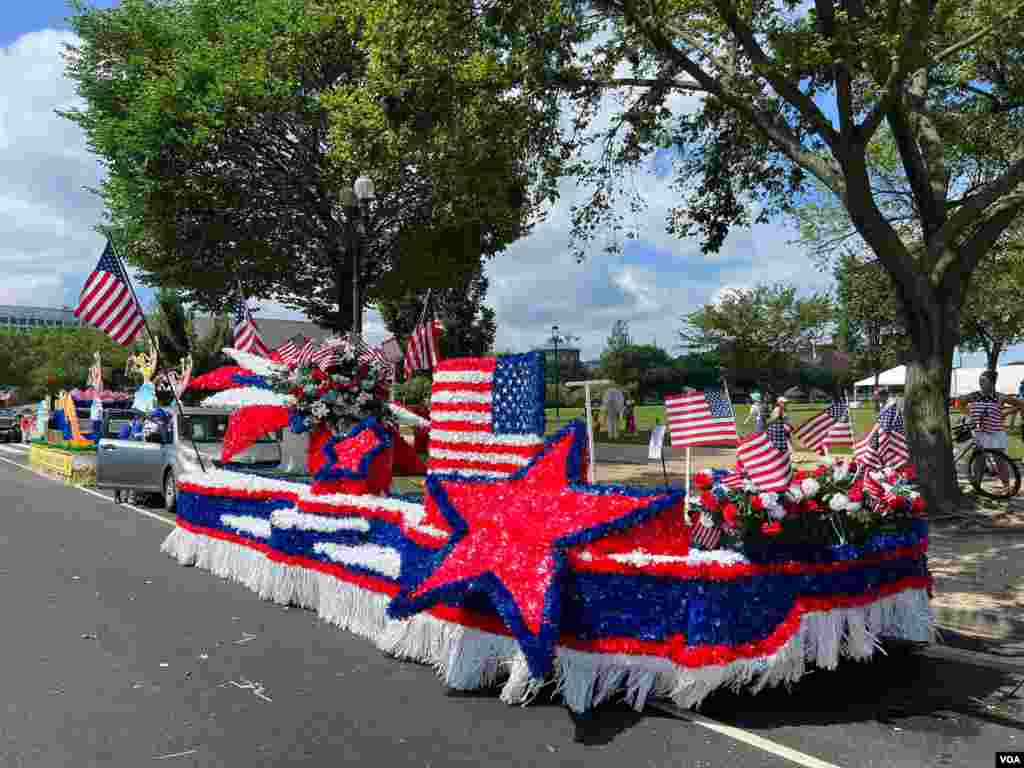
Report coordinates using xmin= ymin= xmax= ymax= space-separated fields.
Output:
xmin=191 ymin=315 xmax=337 ymax=351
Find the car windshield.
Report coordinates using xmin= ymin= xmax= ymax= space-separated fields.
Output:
xmin=181 ymin=413 xmax=278 ymax=444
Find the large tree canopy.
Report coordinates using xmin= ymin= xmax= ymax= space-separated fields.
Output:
xmin=61 ymin=0 xmax=568 ymax=331
xmin=481 ymin=0 xmax=1024 ymax=514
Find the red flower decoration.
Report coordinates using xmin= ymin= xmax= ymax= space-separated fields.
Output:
xmin=761 ymin=521 xmax=783 ymax=535
xmin=750 ymin=496 xmax=764 ymax=512
xmin=699 ymin=491 xmax=719 ymax=511
xmin=848 ymin=484 xmax=864 ymax=503
xmin=801 ymin=499 xmax=821 ymax=514
xmin=310 ymin=420 xmax=394 ymax=496
xmin=694 ymin=472 xmax=713 ymax=491
xmin=814 ymin=465 xmax=829 ymax=477
xmin=793 ymin=470 xmax=808 ymax=483
xmin=722 ymin=503 xmax=739 ymax=527
xmin=902 ymin=465 xmax=918 ymax=481
xmin=911 ymin=496 xmax=926 ymax=514
xmin=188 ymin=366 xmax=257 ymax=392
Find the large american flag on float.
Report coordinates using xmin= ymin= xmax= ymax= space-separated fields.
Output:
xmin=233 ymin=295 xmax=271 ymax=357
xmin=73 ymin=240 xmax=145 ymax=345
xmin=665 ymin=386 xmax=738 ymax=447
xmin=794 ymin=400 xmax=853 ymax=454
xmin=736 ymin=422 xmax=792 ymax=492
xmin=428 ymin=352 xmax=546 ymax=478
xmin=878 ymin=403 xmax=909 ymax=467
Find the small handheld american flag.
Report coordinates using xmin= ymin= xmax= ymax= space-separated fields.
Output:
xmin=272 ymin=339 xmax=301 ymax=366
xmin=665 ymin=386 xmax=739 ymax=447
xmin=233 ymin=293 xmax=271 ymax=358
xmin=73 ymin=240 xmax=145 ymax=346
xmin=878 ymin=403 xmax=909 ymax=467
xmin=736 ymin=422 xmax=792 ymax=492
xmin=853 ymin=424 xmax=883 ymax=470
xmin=794 ymin=400 xmax=852 ymax=454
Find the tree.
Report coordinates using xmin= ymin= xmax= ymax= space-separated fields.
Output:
xmin=377 ymin=269 xmax=498 ymax=359
xmin=681 ymin=284 xmax=833 ymax=390
xmin=599 ymin=342 xmax=673 ymax=393
xmin=606 ymin=320 xmax=632 ymax=353
xmin=148 ymin=289 xmax=192 ymax=372
xmin=834 ymin=254 xmax=908 ymax=385
xmin=484 ymin=0 xmax=1024 ymax=513
xmin=61 ymin=0 xmax=566 ymax=332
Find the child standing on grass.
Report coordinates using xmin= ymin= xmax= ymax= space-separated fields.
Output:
xmin=744 ymin=392 xmax=765 ymax=433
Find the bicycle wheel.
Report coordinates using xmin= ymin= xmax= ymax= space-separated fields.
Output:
xmin=968 ymin=449 xmax=1022 ymax=500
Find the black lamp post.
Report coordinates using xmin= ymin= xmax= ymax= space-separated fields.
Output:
xmin=339 ymin=174 xmax=376 ymax=335
xmin=552 ymin=325 xmax=560 ymax=427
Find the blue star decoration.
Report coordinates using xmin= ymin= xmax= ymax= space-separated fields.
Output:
xmin=387 ymin=420 xmax=684 ymax=679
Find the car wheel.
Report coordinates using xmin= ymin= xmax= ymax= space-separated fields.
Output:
xmin=164 ymin=471 xmax=177 ymax=514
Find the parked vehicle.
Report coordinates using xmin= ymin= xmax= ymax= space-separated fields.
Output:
xmin=0 ymin=409 xmax=22 ymax=442
xmin=95 ymin=406 xmax=282 ymax=512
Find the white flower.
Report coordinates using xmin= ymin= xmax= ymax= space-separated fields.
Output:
xmin=801 ymin=478 xmax=820 ymax=497
xmin=829 ymin=493 xmax=849 ymax=512
xmin=700 ymin=511 xmax=715 ymax=529
xmin=768 ymin=505 xmax=787 ymax=520
xmin=311 ymin=401 xmax=328 ymax=419
xmin=832 ymin=463 xmax=850 ymax=483
xmin=786 ymin=484 xmax=804 ymax=503
xmin=846 ymin=501 xmax=862 ymax=513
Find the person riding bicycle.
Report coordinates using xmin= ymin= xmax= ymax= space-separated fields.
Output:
xmin=961 ymin=370 xmax=1024 ymax=493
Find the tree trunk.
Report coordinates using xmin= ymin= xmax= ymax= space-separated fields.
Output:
xmin=987 ymin=342 xmax=1003 ymax=372
xmin=902 ymin=295 xmax=961 ymax=517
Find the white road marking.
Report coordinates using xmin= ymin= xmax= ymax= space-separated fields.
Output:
xmin=648 ymin=702 xmax=844 ymax=768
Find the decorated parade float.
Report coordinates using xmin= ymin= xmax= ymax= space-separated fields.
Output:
xmin=161 ymin=345 xmax=932 ymax=714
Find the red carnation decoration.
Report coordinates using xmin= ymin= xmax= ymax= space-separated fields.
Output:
xmin=801 ymin=499 xmax=821 ymax=514
xmin=750 ymin=496 xmax=764 ymax=512
xmin=848 ymin=485 xmax=864 ymax=503
xmin=699 ymin=491 xmax=719 ymax=511
xmin=793 ymin=470 xmax=807 ymax=483
xmin=814 ymin=464 xmax=829 ymax=477
xmin=694 ymin=472 xmax=713 ymax=491
xmin=911 ymin=495 xmax=926 ymax=515
xmin=722 ymin=503 xmax=739 ymax=527
xmin=761 ymin=521 xmax=783 ymax=536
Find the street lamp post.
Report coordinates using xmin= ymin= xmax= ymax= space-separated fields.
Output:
xmin=339 ymin=174 xmax=376 ymax=335
xmin=552 ymin=325 xmax=560 ymax=428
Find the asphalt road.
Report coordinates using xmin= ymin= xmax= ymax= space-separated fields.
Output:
xmin=1 ymin=443 xmax=1024 ymax=768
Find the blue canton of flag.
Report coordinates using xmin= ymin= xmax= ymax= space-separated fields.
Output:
xmin=492 ymin=354 xmax=546 ymax=435
xmin=878 ymin=403 xmax=909 ymax=467
xmin=766 ymin=422 xmax=790 ymax=453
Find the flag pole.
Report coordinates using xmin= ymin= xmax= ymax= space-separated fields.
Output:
xmin=684 ymin=446 xmax=691 ymax=514
xmin=104 ymin=230 xmax=207 ymax=473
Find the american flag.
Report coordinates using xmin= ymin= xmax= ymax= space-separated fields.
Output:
xmin=404 ymin=319 xmax=442 ymax=378
xmin=854 ymin=424 xmax=883 ymax=470
xmin=73 ymin=240 xmax=145 ymax=345
xmin=295 ymin=339 xmax=317 ymax=367
xmin=736 ymin=422 xmax=792 ymax=492
xmin=428 ymin=352 xmax=546 ymax=478
xmin=878 ymin=403 xmax=909 ymax=467
xmin=794 ymin=400 xmax=852 ymax=454
xmin=233 ymin=292 xmax=271 ymax=357
xmin=969 ymin=397 xmax=1004 ymax=434
xmin=863 ymin=471 xmax=884 ymax=503
xmin=272 ymin=339 xmax=301 ymax=366
xmin=665 ymin=386 xmax=738 ymax=447
xmin=721 ymin=469 xmax=747 ymax=490
xmin=349 ymin=334 xmax=396 ymax=382
xmin=311 ymin=336 xmax=348 ymax=371
xmin=690 ymin=519 xmax=722 ymax=550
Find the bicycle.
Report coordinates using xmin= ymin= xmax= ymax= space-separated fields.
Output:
xmin=951 ymin=417 xmax=1021 ymax=500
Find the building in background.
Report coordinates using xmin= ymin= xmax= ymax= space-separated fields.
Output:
xmin=0 ymin=305 xmax=81 ymax=332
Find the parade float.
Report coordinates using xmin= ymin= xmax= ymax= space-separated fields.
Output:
xmin=161 ymin=346 xmax=932 ymax=713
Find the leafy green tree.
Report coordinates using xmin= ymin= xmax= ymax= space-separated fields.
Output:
xmin=599 ymin=342 xmax=673 ymax=392
xmin=13 ymin=328 xmax=136 ymax=401
xmin=487 ymin=0 xmax=1024 ymax=511
xmin=681 ymin=284 xmax=833 ymax=391
xmin=606 ymin=320 xmax=632 ymax=354
xmin=61 ymin=0 xmax=565 ymax=332
xmin=377 ymin=270 xmax=497 ymax=360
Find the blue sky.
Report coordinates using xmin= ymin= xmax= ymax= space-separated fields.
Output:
xmin=0 ymin=2 xmax=1007 ymax=367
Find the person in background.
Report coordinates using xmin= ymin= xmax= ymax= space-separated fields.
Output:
xmin=624 ymin=398 xmax=637 ymax=434
xmin=118 ymin=413 xmax=144 ymax=440
xmin=873 ymin=387 xmax=885 ymax=413
xmin=744 ymin=391 xmax=765 ymax=433
xmin=961 ymin=370 xmax=1024 ymax=494
xmin=768 ymin=396 xmax=793 ymax=450
xmin=602 ymin=386 xmax=625 ymax=440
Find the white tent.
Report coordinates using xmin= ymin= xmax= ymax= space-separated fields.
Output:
xmin=854 ymin=364 xmax=1024 ymax=397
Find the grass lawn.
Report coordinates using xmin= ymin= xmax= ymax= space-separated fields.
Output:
xmin=545 ymin=403 xmax=1024 ymax=460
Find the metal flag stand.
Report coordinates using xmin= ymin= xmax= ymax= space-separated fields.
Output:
xmin=565 ymin=379 xmax=611 ymax=484
xmin=105 ymin=231 xmax=206 ymax=473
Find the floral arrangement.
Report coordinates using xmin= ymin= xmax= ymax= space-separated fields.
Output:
xmin=689 ymin=459 xmax=925 ymax=551
xmin=263 ymin=340 xmax=393 ymax=434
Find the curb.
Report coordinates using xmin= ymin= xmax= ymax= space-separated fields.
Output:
xmin=932 ymin=603 xmax=1024 ymax=644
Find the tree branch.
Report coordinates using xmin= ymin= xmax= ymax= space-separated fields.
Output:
xmin=935 ymin=158 xmax=1024 ymax=248
xmin=932 ymin=0 xmax=1024 ymax=64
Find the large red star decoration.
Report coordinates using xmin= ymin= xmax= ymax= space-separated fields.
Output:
xmin=387 ymin=421 xmax=684 ymax=678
